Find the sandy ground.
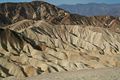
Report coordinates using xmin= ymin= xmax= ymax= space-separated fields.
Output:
xmin=3 ymin=68 xmax=120 ymax=80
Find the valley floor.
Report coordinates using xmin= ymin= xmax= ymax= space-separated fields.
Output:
xmin=4 ymin=68 xmax=120 ymax=80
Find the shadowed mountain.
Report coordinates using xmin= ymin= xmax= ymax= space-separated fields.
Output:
xmin=0 ymin=1 xmax=120 ymax=28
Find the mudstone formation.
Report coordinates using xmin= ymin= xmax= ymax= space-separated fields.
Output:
xmin=0 ymin=1 xmax=120 ymax=79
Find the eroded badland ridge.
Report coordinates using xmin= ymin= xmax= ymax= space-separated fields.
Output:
xmin=0 ymin=1 xmax=120 ymax=80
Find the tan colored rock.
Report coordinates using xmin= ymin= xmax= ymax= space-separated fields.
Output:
xmin=0 ymin=20 xmax=120 ymax=79
xmin=23 ymin=65 xmax=37 ymax=77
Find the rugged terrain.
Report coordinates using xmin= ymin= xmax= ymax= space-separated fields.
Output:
xmin=0 ymin=1 xmax=120 ymax=80
xmin=0 ymin=1 xmax=120 ymax=27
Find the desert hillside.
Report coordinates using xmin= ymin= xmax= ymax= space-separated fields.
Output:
xmin=0 ymin=1 xmax=120 ymax=27
xmin=0 ymin=1 xmax=120 ymax=80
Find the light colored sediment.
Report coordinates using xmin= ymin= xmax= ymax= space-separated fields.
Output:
xmin=3 ymin=68 xmax=120 ymax=80
xmin=0 ymin=21 xmax=120 ymax=79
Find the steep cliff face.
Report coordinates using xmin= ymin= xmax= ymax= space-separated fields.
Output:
xmin=0 ymin=1 xmax=120 ymax=27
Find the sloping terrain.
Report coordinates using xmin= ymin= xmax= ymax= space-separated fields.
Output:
xmin=0 ymin=1 xmax=120 ymax=80
xmin=25 ymin=68 xmax=120 ymax=80
xmin=1 ymin=20 xmax=120 ymax=79
xmin=3 ymin=68 xmax=120 ymax=80
xmin=0 ymin=1 xmax=120 ymax=28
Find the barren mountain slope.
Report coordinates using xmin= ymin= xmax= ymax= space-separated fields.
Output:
xmin=0 ymin=1 xmax=120 ymax=27
xmin=0 ymin=1 xmax=120 ymax=80
xmin=1 ymin=21 xmax=120 ymax=79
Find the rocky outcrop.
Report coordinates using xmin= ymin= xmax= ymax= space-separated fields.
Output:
xmin=6 ymin=20 xmax=35 ymax=31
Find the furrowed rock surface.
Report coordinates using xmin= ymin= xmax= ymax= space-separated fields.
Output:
xmin=0 ymin=1 xmax=120 ymax=80
xmin=0 ymin=1 xmax=120 ymax=27
xmin=0 ymin=21 xmax=120 ymax=79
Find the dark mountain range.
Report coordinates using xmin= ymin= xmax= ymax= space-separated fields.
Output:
xmin=59 ymin=3 xmax=120 ymax=16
